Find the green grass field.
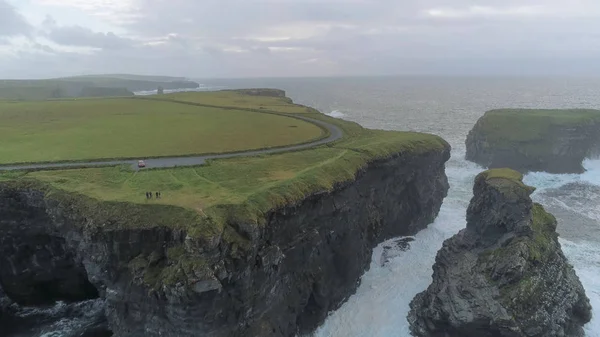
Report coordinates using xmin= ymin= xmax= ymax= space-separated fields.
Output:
xmin=0 ymin=90 xmax=448 ymax=240
xmin=476 ymin=109 xmax=600 ymax=143
xmin=0 ymin=98 xmax=324 ymax=164
xmin=0 ymin=74 xmax=199 ymax=100
xmin=163 ymin=91 xmax=314 ymax=114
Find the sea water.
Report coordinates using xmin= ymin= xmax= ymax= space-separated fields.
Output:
xmin=311 ymin=154 xmax=600 ymax=337
xmin=11 ymin=76 xmax=600 ymax=336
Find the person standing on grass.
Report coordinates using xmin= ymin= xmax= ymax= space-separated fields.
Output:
xmin=156 ymin=192 xmax=159 ymax=199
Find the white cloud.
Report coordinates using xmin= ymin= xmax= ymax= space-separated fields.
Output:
xmin=0 ymin=0 xmax=32 ymax=36
xmin=425 ymin=6 xmax=544 ymax=19
xmin=34 ymin=0 xmax=141 ymax=24
xmin=41 ymin=15 xmax=134 ymax=49
xmin=4 ymin=0 xmax=600 ymax=77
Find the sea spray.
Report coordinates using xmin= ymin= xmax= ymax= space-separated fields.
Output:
xmin=313 ymin=157 xmax=600 ymax=337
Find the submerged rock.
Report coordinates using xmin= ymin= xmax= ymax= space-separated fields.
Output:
xmin=465 ymin=109 xmax=600 ymax=173
xmin=380 ymin=237 xmax=415 ymax=267
xmin=408 ymin=168 xmax=592 ymax=337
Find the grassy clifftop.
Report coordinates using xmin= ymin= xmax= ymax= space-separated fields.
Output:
xmin=466 ymin=109 xmax=600 ymax=173
xmin=473 ymin=109 xmax=600 ymax=144
xmin=0 ymin=90 xmax=448 ymax=240
xmin=0 ymin=74 xmax=199 ymax=100
xmin=476 ymin=168 xmax=535 ymax=197
xmin=0 ymin=98 xmax=323 ymax=164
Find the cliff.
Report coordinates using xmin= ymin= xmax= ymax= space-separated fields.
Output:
xmin=408 ymin=168 xmax=592 ymax=337
xmin=80 ymin=87 xmax=135 ymax=97
xmin=0 ymin=75 xmax=200 ymax=100
xmin=466 ymin=109 xmax=600 ymax=173
xmin=0 ymin=147 xmax=450 ymax=337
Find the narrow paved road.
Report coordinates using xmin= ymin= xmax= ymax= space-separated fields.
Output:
xmin=0 ymin=115 xmax=343 ymax=172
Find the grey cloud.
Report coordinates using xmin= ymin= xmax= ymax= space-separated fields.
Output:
xmin=33 ymin=42 xmax=55 ymax=54
xmin=43 ymin=16 xmax=134 ymax=50
xmin=5 ymin=0 xmax=600 ymax=77
xmin=0 ymin=0 xmax=32 ymax=37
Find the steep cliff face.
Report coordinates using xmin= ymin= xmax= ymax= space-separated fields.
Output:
xmin=408 ymin=169 xmax=592 ymax=337
xmin=466 ymin=109 xmax=600 ymax=173
xmin=0 ymin=146 xmax=450 ymax=337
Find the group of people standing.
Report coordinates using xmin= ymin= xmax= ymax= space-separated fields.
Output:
xmin=146 ymin=191 xmax=162 ymax=199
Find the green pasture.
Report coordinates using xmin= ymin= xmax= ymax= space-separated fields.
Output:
xmin=0 ymin=90 xmax=448 ymax=237
xmin=0 ymin=98 xmax=324 ymax=164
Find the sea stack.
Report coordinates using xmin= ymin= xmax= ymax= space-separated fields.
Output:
xmin=465 ymin=109 xmax=600 ymax=173
xmin=408 ymin=168 xmax=592 ymax=337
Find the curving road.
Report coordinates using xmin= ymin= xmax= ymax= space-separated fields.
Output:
xmin=0 ymin=115 xmax=343 ymax=172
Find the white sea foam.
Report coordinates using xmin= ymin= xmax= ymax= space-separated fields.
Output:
xmin=561 ymin=238 xmax=600 ymax=337
xmin=312 ymin=157 xmax=480 ymax=337
xmin=326 ymin=110 xmax=347 ymax=118
xmin=313 ymin=156 xmax=600 ymax=337
xmin=133 ymin=85 xmax=224 ymax=96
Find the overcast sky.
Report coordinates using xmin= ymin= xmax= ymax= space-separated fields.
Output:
xmin=2 ymin=0 xmax=600 ymax=79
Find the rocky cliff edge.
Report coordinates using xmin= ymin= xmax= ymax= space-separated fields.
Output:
xmin=408 ymin=168 xmax=592 ymax=337
xmin=466 ymin=109 xmax=600 ymax=173
xmin=0 ymin=145 xmax=450 ymax=337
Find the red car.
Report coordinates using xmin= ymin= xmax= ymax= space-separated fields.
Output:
xmin=138 ymin=160 xmax=146 ymax=168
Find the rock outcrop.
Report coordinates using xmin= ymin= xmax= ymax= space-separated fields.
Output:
xmin=466 ymin=109 xmax=600 ymax=173
xmin=408 ymin=169 xmax=592 ymax=337
xmin=0 ymin=146 xmax=450 ymax=337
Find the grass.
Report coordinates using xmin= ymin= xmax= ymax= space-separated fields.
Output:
xmin=474 ymin=109 xmax=600 ymax=152
xmin=162 ymin=91 xmax=314 ymax=114
xmin=0 ymin=74 xmax=199 ymax=100
xmin=15 ymin=128 xmax=444 ymax=228
xmin=0 ymin=91 xmax=448 ymax=237
xmin=0 ymin=98 xmax=323 ymax=164
xmin=0 ymin=86 xmax=65 ymax=101
xmin=0 ymin=90 xmax=449 ymax=287
xmin=476 ymin=168 xmax=536 ymax=198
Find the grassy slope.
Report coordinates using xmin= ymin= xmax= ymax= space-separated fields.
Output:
xmin=0 ymin=75 xmax=199 ymax=100
xmin=0 ymin=91 xmax=448 ymax=239
xmin=475 ymin=109 xmax=600 ymax=148
xmin=80 ymin=87 xmax=134 ymax=97
xmin=164 ymin=91 xmax=312 ymax=114
xmin=62 ymin=74 xmax=188 ymax=82
xmin=0 ymin=98 xmax=323 ymax=164
xmin=477 ymin=168 xmax=535 ymax=197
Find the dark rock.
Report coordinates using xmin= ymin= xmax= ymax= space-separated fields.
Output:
xmin=465 ymin=109 xmax=600 ymax=173
xmin=380 ymin=237 xmax=415 ymax=266
xmin=0 ymin=189 xmax=99 ymax=306
xmin=408 ymin=169 xmax=592 ymax=337
xmin=0 ymin=145 xmax=450 ymax=337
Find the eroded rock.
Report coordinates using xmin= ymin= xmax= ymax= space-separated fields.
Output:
xmin=408 ymin=168 xmax=592 ymax=337
xmin=0 ymin=145 xmax=451 ymax=337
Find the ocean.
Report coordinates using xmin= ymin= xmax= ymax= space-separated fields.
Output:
xmin=208 ymin=76 xmax=600 ymax=337
xmin=7 ymin=76 xmax=600 ymax=336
